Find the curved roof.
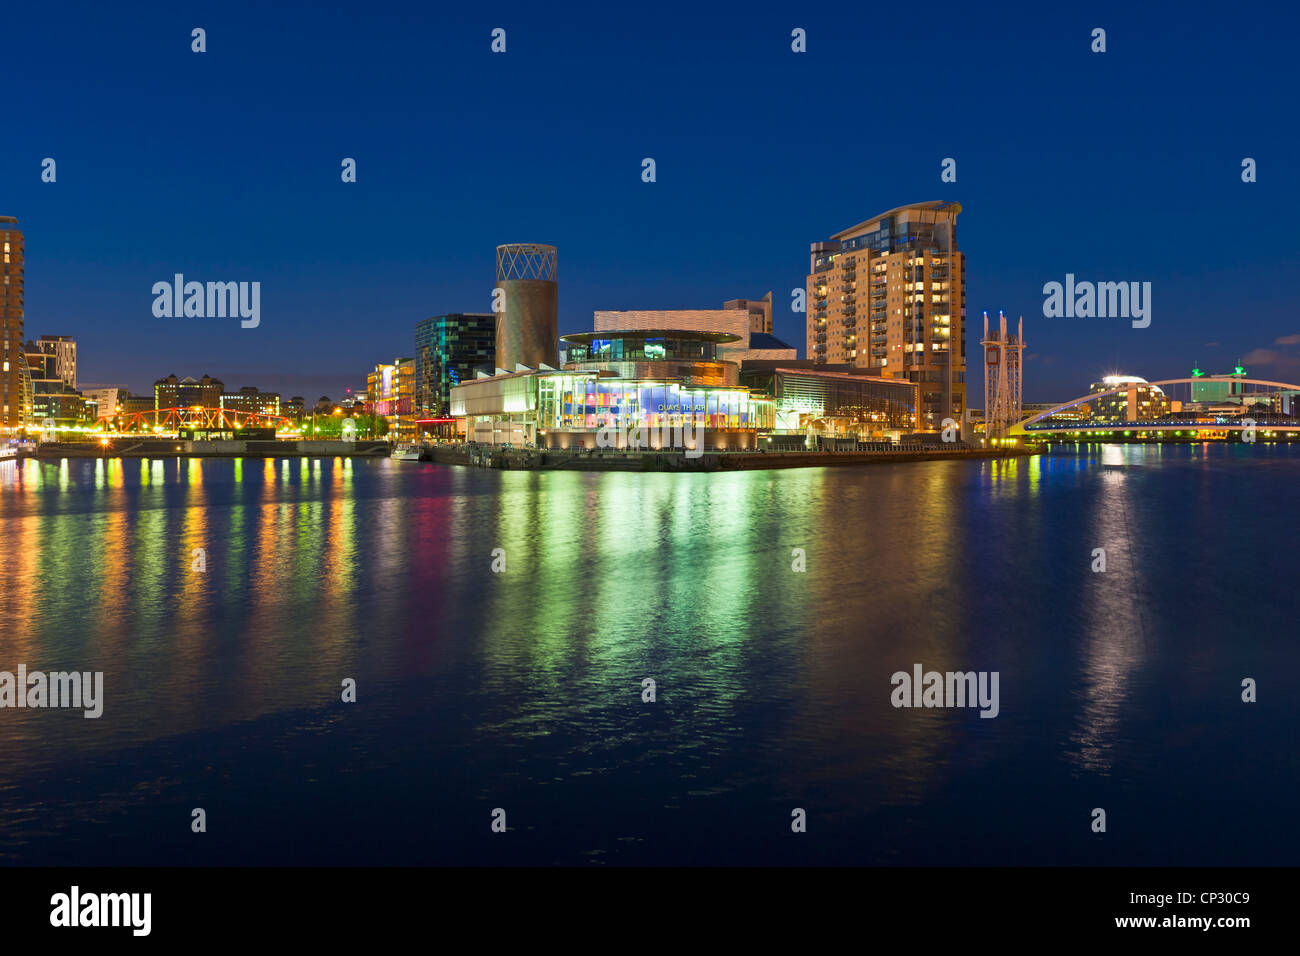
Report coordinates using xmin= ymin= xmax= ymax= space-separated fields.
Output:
xmin=830 ymin=201 xmax=962 ymax=241
xmin=1100 ymin=375 xmax=1151 ymax=387
xmin=561 ymin=329 xmax=741 ymax=345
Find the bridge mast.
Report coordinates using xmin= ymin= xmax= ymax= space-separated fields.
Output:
xmin=981 ymin=311 xmax=1025 ymax=439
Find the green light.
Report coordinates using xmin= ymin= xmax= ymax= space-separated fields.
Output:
xmin=1235 ymin=365 xmax=1246 ymax=376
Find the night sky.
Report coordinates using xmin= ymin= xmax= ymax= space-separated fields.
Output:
xmin=3 ymin=0 xmax=1296 ymax=404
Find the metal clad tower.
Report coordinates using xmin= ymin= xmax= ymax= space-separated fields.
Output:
xmin=495 ymin=243 xmax=557 ymax=371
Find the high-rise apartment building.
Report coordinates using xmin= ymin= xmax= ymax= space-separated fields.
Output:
xmin=414 ymin=313 xmax=495 ymax=418
xmin=807 ymin=201 xmax=965 ymax=429
xmin=1 ymin=216 xmax=26 ymax=431
xmin=38 ymin=335 xmax=76 ymax=388
xmin=23 ymin=339 xmax=86 ymax=426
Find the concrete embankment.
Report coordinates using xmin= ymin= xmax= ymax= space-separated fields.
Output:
xmin=431 ymin=444 xmax=1030 ymax=472
xmin=34 ymin=440 xmax=391 ymax=458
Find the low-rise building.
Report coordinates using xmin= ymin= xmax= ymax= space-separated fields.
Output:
xmin=739 ymin=361 xmax=918 ymax=439
xmin=81 ymin=385 xmax=129 ymax=420
xmin=221 ymin=385 xmax=281 ymax=417
xmin=723 ymin=293 xmax=774 ymax=335
xmin=155 ymin=374 xmax=224 ymax=411
xmin=452 ymin=330 xmax=775 ymax=450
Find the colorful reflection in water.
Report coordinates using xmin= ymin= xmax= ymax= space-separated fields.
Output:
xmin=0 ymin=446 xmax=1296 ymax=865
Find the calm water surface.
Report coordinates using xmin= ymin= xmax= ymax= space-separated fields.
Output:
xmin=0 ymin=446 xmax=1295 ymax=865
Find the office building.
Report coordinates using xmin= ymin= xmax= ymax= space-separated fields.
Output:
xmin=155 ymin=374 xmax=225 ymax=412
xmin=367 ymin=358 xmax=415 ymax=441
xmin=724 ymin=292 xmax=773 ymax=335
xmin=415 ymin=313 xmax=495 ymax=418
xmin=81 ymin=385 xmax=129 ymax=420
xmin=807 ymin=201 xmax=965 ymax=429
xmin=1191 ymin=364 xmax=1248 ymax=403
xmin=122 ymin=393 xmax=155 ymax=417
xmin=221 ymin=386 xmax=281 ymax=417
xmin=1 ymin=216 xmax=26 ymax=431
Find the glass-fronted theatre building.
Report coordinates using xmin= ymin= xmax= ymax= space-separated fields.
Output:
xmin=450 ymin=329 xmax=922 ymax=449
xmin=451 ymin=331 xmax=774 ymax=450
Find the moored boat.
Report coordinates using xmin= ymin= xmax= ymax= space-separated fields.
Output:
xmin=391 ymin=442 xmax=421 ymax=460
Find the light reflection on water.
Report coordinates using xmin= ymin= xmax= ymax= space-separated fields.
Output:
xmin=0 ymin=445 xmax=1296 ymax=865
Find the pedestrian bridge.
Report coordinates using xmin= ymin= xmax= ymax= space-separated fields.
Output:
xmin=1009 ymin=377 xmax=1300 ymax=437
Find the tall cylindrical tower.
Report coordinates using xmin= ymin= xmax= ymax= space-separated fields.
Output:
xmin=495 ymin=243 xmax=557 ymax=371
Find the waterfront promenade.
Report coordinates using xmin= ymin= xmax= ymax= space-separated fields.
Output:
xmin=431 ymin=443 xmax=1030 ymax=472
xmin=31 ymin=439 xmax=390 ymax=459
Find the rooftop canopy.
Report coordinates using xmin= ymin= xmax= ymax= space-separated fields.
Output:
xmin=561 ymin=329 xmax=741 ymax=345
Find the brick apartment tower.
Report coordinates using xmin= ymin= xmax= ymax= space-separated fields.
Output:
xmin=807 ymin=201 xmax=965 ymax=429
xmin=0 ymin=216 xmax=26 ymax=432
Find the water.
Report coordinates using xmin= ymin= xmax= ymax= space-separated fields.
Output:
xmin=0 ymin=446 xmax=1295 ymax=865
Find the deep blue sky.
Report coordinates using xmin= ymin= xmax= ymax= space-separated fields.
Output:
xmin=3 ymin=0 xmax=1297 ymax=404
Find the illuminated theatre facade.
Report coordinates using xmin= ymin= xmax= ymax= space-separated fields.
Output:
xmin=450 ymin=330 xmax=774 ymax=450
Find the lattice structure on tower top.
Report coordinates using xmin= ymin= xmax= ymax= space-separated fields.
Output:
xmin=496 ymin=243 xmax=557 ymax=282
